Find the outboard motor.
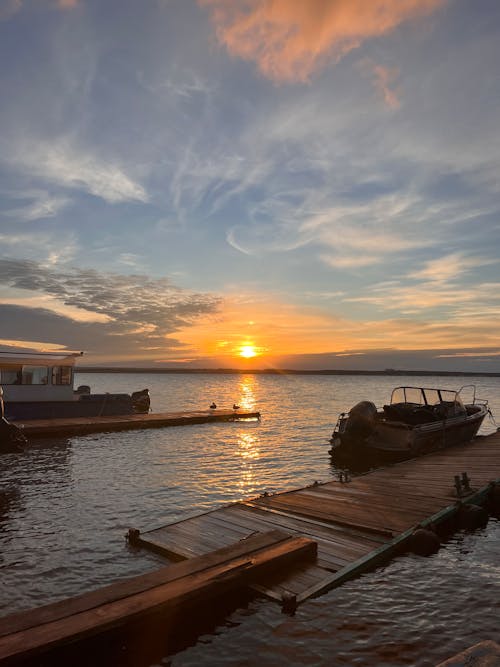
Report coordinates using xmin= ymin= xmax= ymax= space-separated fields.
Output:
xmin=75 ymin=385 xmax=91 ymax=395
xmin=131 ymin=389 xmax=150 ymax=413
xmin=0 ymin=386 xmax=27 ymax=451
xmin=344 ymin=400 xmax=378 ymax=440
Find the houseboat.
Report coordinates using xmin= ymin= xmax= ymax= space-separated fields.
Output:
xmin=0 ymin=351 xmax=150 ymax=421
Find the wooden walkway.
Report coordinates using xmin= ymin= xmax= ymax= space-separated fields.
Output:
xmin=137 ymin=431 xmax=500 ymax=605
xmin=15 ymin=409 xmax=260 ymax=438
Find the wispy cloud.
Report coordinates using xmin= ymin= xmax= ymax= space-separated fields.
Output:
xmin=200 ymin=0 xmax=445 ymax=82
xmin=9 ymin=139 xmax=148 ymax=204
xmin=0 ymin=230 xmax=79 ymax=266
xmin=0 ymin=0 xmax=78 ymax=20
xmin=407 ymin=253 xmax=494 ymax=283
xmin=343 ymin=254 xmax=500 ymax=319
xmin=1 ymin=190 xmax=69 ymax=222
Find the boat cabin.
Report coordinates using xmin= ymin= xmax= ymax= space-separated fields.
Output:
xmin=0 ymin=351 xmax=81 ymax=403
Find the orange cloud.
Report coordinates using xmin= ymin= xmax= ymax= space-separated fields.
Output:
xmin=199 ymin=0 xmax=445 ymax=82
xmin=364 ymin=61 xmax=401 ymax=108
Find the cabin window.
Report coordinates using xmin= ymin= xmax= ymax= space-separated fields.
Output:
xmin=52 ymin=366 xmax=72 ymax=385
xmin=21 ymin=365 xmax=49 ymax=385
xmin=0 ymin=367 xmax=23 ymax=384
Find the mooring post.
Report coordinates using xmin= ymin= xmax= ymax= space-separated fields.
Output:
xmin=127 ymin=528 xmax=141 ymax=545
xmin=281 ymin=591 xmax=297 ymax=615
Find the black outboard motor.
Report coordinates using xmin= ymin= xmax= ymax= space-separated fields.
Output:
xmin=0 ymin=387 xmax=28 ymax=451
xmin=344 ymin=400 xmax=378 ymax=440
xmin=75 ymin=385 xmax=91 ymax=395
xmin=131 ymin=389 xmax=150 ymax=413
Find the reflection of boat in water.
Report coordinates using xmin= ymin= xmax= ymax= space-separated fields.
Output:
xmin=0 ymin=485 xmax=21 ymax=525
xmin=329 ymin=385 xmax=490 ymax=465
xmin=0 ymin=351 xmax=150 ymax=422
xmin=0 ymin=386 xmax=27 ymax=450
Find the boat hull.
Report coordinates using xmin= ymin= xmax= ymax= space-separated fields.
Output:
xmin=4 ymin=394 xmax=143 ymax=421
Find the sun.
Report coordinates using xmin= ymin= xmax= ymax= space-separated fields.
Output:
xmin=239 ymin=344 xmax=257 ymax=359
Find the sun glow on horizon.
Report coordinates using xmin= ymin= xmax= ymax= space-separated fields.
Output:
xmin=239 ymin=344 xmax=258 ymax=358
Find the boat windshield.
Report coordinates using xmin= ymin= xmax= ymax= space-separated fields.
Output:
xmin=390 ymin=386 xmax=461 ymax=407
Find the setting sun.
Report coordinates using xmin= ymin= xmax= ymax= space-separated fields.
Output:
xmin=239 ymin=344 xmax=257 ymax=358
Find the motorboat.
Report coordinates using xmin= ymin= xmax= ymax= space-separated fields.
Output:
xmin=329 ymin=385 xmax=490 ymax=460
xmin=0 ymin=351 xmax=150 ymax=422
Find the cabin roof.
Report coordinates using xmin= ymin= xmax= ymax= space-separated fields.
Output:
xmin=0 ymin=351 xmax=82 ymax=367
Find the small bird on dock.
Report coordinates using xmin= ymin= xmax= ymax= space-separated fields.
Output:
xmin=233 ymin=404 xmax=240 ymax=410
xmin=209 ymin=402 xmax=217 ymax=410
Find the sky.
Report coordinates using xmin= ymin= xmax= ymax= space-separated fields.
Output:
xmin=0 ymin=0 xmax=499 ymax=371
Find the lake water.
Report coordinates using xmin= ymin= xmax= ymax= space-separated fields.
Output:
xmin=1 ymin=373 xmax=499 ymax=665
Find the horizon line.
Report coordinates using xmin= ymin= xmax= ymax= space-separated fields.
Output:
xmin=76 ymin=367 xmax=500 ymax=377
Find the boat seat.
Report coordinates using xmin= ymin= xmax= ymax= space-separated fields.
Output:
xmin=383 ymin=403 xmax=437 ymax=425
xmin=433 ymin=401 xmax=466 ymax=419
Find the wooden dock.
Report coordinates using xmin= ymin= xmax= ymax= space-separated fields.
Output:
xmin=15 ymin=409 xmax=260 ymax=439
xmin=0 ymin=432 xmax=498 ymax=664
xmin=0 ymin=531 xmax=315 ymax=665
xmin=136 ymin=431 xmax=500 ymax=606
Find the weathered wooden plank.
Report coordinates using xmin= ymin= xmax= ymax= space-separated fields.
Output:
xmin=240 ymin=501 xmax=391 ymax=543
xmin=222 ymin=505 xmax=380 ymax=554
xmin=256 ymin=493 xmax=415 ymax=534
xmin=310 ymin=479 xmax=451 ymax=504
xmin=0 ymin=531 xmax=316 ymax=663
xmin=213 ymin=508 xmax=361 ymax=568
xmin=436 ymin=639 xmax=500 ymax=666
xmin=297 ymin=486 xmax=445 ymax=515
xmin=153 ymin=517 xmax=245 ymax=550
xmin=143 ymin=502 xmax=363 ymax=574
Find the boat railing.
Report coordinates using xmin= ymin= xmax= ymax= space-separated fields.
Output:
xmin=458 ymin=384 xmax=489 ymax=407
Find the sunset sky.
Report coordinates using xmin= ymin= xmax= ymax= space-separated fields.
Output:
xmin=1 ymin=0 xmax=499 ymax=371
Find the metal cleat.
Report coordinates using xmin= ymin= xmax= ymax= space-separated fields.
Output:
xmin=461 ymin=472 xmax=471 ymax=492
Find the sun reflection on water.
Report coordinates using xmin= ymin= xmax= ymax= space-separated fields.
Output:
xmin=236 ymin=431 xmax=260 ymax=497
xmin=237 ymin=375 xmax=257 ymax=411
xmin=237 ymin=432 xmax=260 ymax=460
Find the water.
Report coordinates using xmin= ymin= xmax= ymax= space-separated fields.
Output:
xmin=1 ymin=373 xmax=499 ymax=665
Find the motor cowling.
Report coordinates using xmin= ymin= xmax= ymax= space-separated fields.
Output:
xmin=131 ymin=389 xmax=150 ymax=413
xmin=345 ymin=400 xmax=377 ymax=439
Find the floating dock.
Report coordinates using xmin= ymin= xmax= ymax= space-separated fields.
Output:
xmin=15 ymin=409 xmax=260 ymax=438
xmin=135 ymin=431 xmax=500 ymax=606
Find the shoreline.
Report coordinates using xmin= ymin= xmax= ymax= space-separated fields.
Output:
xmin=77 ymin=367 xmax=500 ymax=377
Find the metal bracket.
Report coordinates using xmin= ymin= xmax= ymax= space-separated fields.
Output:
xmin=454 ymin=472 xmax=473 ymax=497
